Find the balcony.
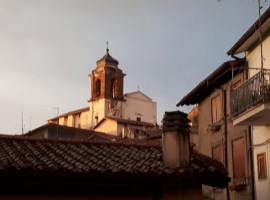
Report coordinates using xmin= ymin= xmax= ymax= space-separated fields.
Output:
xmin=230 ymin=70 xmax=270 ymax=126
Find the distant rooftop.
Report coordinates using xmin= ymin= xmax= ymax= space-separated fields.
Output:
xmin=0 ymin=135 xmax=229 ymax=190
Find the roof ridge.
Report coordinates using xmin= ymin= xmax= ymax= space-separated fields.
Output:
xmin=0 ymin=134 xmax=162 ymax=148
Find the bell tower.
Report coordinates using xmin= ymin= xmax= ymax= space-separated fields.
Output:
xmin=89 ymin=46 xmax=126 ymax=127
xmin=89 ymin=48 xmax=125 ymax=101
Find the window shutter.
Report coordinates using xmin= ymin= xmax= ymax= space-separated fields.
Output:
xmin=232 ymin=138 xmax=246 ymax=179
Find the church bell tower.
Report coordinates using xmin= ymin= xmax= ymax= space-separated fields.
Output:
xmin=89 ymin=48 xmax=125 ymax=102
xmin=89 ymin=46 xmax=126 ymax=127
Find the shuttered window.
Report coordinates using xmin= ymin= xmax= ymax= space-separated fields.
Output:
xmin=211 ymin=94 xmax=221 ymax=123
xmin=212 ymin=145 xmax=222 ymax=163
xmin=257 ymin=153 xmax=267 ymax=179
xmin=232 ymin=138 xmax=246 ymax=179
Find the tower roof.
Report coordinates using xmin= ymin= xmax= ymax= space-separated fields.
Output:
xmin=96 ymin=48 xmax=119 ymax=65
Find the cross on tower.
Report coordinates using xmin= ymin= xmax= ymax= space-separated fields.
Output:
xmin=106 ymin=41 xmax=109 ymax=52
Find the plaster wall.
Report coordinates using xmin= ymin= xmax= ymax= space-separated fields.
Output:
xmin=89 ymin=99 xmax=106 ymax=128
xmin=67 ymin=115 xmax=74 ymax=127
xmin=245 ymin=33 xmax=270 ymax=200
xmin=74 ymin=114 xmax=81 ymax=128
xmin=196 ymin=72 xmax=251 ymax=200
xmin=58 ymin=118 xmax=64 ymax=126
xmin=122 ymin=92 xmax=157 ymax=124
xmin=246 ymin=33 xmax=270 ymax=77
xmin=94 ymin=119 xmax=118 ymax=136
xmin=252 ymin=125 xmax=270 ymax=200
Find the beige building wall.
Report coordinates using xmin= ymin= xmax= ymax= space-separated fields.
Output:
xmin=89 ymin=92 xmax=157 ymax=128
xmin=246 ymin=34 xmax=270 ymax=78
xmin=122 ymin=91 xmax=157 ymax=124
xmin=80 ymin=111 xmax=90 ymax=129
xmin=252 ymin=126 xmax=270 ymax=200
xmin=89 ymin=99 xmax=106 ymax=128
xmin=244 ymin=33 xmax=270 ymax=199
xmin=94 ymin=119 xmax=118 ymax=136
xmin=54 ymin=110 xmax=90 ymax=129
xmin=195 ymin=71 xmax=252 ymax=200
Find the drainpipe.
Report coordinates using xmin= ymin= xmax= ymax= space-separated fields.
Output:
xmin=223 ymin=89 xmax=230 ymax=200
xmin=249 ymin=126 xmax=256 ymax=200
xmin=243 ymin=60 xmax=255 ymax=200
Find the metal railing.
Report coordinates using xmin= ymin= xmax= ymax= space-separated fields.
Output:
xmin=230 ymin=70 xmax=270 ymax=117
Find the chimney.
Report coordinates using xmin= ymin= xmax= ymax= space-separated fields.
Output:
xmin=162 ymin=111 xmax=190 ymax=169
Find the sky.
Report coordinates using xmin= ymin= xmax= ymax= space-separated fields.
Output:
xmin=0 ymin=0 xmax=269 ymax=134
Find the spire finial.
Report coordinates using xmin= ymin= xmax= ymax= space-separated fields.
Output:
xmin=106 ymin=41 xmax=109 ymax=53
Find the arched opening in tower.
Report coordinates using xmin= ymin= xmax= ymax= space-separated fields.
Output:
xmin=96 ymin=79 xmax=101 ymax=98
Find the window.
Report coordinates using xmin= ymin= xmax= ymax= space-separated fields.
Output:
xmin=231 ymin=80 xmax=241 ymax=90
xmin=257 ymin=153 xmax=267 ymax=179
xmin=111 ymin=79 xmax=118 ymax=98
xmin=96 ymin=79 xmax=101 ymax=97
xmin=212 ymin=145 xmax=222 ymax=163
xmin=232 ymin=138 xmax=246 ymax=179
xmin=136 ymin=117 xmax=141 ymax=122
xmin=211 ymin=94 xmax=221 ymax=123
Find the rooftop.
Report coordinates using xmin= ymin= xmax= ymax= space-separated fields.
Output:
xmin=177 ymin=59 xmax=246 ymax=106
xmin=0 ymin=135 xmax=229 ymax=190
xmin=96 ymin=48 xmax=119 ymax=65
xmin=227 ymin=7 xmax=270 ymax=55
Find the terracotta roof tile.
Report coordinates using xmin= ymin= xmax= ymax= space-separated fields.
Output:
xmin=0 ymin=136 xmax=229 ymax=188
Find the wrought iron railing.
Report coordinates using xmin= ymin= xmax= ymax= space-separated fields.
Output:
xmin=230 ymin=70 xmax=270 ymax=117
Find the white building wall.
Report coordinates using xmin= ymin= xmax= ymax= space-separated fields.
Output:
xmin=122 ymin=92 xmax=157 ymax=124
xmin=246 ymin=34 xmax=270 ymax=77
xmin=80 ymin=111 xmax=90 ymax=129
xmin=94 ymin=120 xmax=118 ymax=136
xmin=252 ymin=126 xmax=270 ymax=200
xmin=245 ymin=32 xmax=270 ymax=200
xmin=89 ymin=99 xmax=106 ymax=128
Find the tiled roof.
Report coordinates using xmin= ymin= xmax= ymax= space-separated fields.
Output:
xmin=25 ymin=123 xmax=120 ymax=142
xmin=96 ymin=49 xmax=119 ymax=65
xmin=93 ymin=117 xmax=155 ymax=130
xmin=177 ymin=59 xmax=246 ymax=106
xmin=48 ymin=107 xmax=89 ymax=121
xmin=142 ymin=127 xmax=162 ymax=139
xmin=106 ymin=117 xmax=155 ymax=127
xmin=0 ymin=136 xmax=229 ymax=188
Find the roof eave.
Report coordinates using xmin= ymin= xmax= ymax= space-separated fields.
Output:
xmin=227 ymin=7 xmax=270 ymax=56
xmin=177 ymin=59 xmax=246 ymax=107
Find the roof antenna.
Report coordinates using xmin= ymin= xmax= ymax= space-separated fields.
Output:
xmin=106 ymin=41 xmax=109 ymax=53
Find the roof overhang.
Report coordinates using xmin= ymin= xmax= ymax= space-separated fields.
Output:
xmin=177 ymin=59 xmax=246 ymax=106
xmin=48 ymin=107 xmax=89 ymax=121
xmin=227 ymin=7 xmax=270 ymax=55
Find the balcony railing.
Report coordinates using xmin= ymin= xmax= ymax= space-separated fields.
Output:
xmin=230 ymin=70 xmax=270 ymax=118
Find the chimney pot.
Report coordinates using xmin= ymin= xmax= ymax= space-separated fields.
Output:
xmin=162 ymin=111 xmax=190 ymax=169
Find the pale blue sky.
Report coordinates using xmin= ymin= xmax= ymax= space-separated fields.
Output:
xmin=0 ymin=0 xmax=268 ymax=134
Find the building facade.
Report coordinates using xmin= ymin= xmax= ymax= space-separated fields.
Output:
xmin=178 ymin=60 xmax=254 ymax=200
xmin=48 ymin=48 xmax=157 ymax=138
xmin=227 ymin=7 xmax=270 ymax=200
